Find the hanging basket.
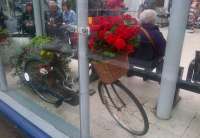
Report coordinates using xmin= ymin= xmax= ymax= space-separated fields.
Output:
xmin=92 ymin=54 xmax=128 ymax=84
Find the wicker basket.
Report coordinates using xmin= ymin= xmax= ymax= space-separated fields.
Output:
xmin=92 ymin=54 xmax=128 ymax=84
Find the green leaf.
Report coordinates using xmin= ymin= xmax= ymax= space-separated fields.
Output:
xmin=110 ymin=25 xmax=117 ymax=33
xmin=128 ymin=36 xmax=140 ymax=48
xmin=102 ymin=51 xmax=116 ymax=58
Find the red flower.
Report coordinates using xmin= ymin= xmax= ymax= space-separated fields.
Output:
xmin=114 ymin=38 xmax=126 ymax=50
xmin=105 ymin=33 xmax=116 ymax=45
xmin=126 ymin=45 xmax=135 ymax=54
xmin=89 ymin=38 xmax=95 ymax=50
xmin=88 ymin=15 xmax=140 ymax=58
xmin=98 ymin=30 xmax=107 ymax=40
xmin=123 ymin=14 xmax=132 ymax=20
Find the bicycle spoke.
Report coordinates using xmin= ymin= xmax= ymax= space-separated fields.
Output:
xmin=111 ymin=84 xmax=126 ymax=107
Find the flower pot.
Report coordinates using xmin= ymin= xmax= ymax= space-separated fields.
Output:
xmin=92 ymin=54 xmax=128 ymax=84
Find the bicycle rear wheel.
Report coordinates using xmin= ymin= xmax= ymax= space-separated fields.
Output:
xmin=98 ymin=80 xmax=149 ymax=136
xmin=24 ymin=59 xmax=64 ymax=105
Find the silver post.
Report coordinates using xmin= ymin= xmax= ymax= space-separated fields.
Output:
xmin=77 ymin=0 xmax=90 ymax=138
xmin=0 ymin=56 xmax=7 ymax=91
xmin=40 ymin=0 xmax=48 ymax=34
xmin=164 ymin=0 xmax=170 ymax=11
xmin=33 ymin=0 xmax=43 ymax=36
xmin=157 ymin=0 xmax=190 ymax=119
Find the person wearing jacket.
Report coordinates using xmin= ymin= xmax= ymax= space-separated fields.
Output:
xmin=45 ymin=0 xmax=63 ymax=37
xmin=20 ymin=3 xmax=35 ymax=34
xmin=62 ymin=0 xmax=77 ymax=25
xmin=128 ymin=9 xmax=166 ymax=77
xmin=133 ymin=9 xmax=166 ymax=61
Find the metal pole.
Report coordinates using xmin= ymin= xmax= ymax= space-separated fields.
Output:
xmin=0 ymin=56 xmax=7 ymax=91
xmin=33 ymin=0 xmax=43 ymax=36
xmin=40 ymin=0 xmax=48 ymax=34
xmin=156 ymin=0 xmax=190 ymax=119
xmin=164 ymin=0 xmax=169 ymax=10
xmin=77 ymin=0 xmax=90 ymax=138
xmin=6 ymin=0 xmax=10 ymax=16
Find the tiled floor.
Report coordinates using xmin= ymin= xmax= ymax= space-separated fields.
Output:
xmin=3 ymin=29 xmax=200 ymax=138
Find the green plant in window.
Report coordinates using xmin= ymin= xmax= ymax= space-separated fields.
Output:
xmin=10 ymin=36 xmax=54 ymax=76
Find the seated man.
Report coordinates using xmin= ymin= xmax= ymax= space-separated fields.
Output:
xmin=20 ymin=3 xmax=35 ymax=34
xmin=128 ymin=9 xmax=166 ymax=75
xmin=45 ymin=0 xmax=63 ymax=38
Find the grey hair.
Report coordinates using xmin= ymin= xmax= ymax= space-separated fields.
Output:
xmin=139 ymin=9 xmax=157 ymax=24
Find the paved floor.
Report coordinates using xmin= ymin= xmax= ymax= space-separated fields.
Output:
xmin=2 ymin=28 xmax=200 ymax=138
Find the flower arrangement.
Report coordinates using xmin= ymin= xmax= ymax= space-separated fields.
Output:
xmin=89 ymin=15 xmax=141 ymax=84
xmin=89 ymin=14 xmax=141 ymax=58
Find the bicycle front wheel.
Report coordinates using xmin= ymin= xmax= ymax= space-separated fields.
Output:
xmin=98 ymin=80 xmax=149 ymax=136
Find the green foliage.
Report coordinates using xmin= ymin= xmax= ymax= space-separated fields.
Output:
xmin=31 ymin=36 xmax=53 ymax=47
xmin=128 ymin=36 xmax=140 ymax=48
xmin=0 ymin=28 xmax=8 ymax=36
xmin=10 ymin=36 xmax=53 ymax=76
xmin=102 ymin=51 xmax=116 ymax=58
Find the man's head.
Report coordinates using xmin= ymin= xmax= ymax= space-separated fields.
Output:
xmin=48 ymin=0 xmax=57 ymax=14
xmin=139 ymin=9 xmax=157 ymax=24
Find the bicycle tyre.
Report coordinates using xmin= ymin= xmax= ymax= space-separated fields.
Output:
xmin=24 ymin=59 xmax=65 ymax=104
xmin=24 ymin=59 xmax=79 ymax=105
xmin=98 ymin=80 xmax=149 ymax=136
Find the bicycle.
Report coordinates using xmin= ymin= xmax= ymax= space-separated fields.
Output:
xmin=16 ymin=27 xmax=96 ymax=106
xmin=88 ymin=53 xmax=149 ymax=136
xmin=14 ymin=24 xmax=149 ymax=135
xmin=23 ymin=44 xmax=149 ymax=135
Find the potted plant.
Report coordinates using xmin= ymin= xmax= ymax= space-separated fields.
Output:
xmin=0 ymin=28 xmax=8 ymax=43
xmin=10 ymin=36 xmax=53 ymax=76
xmin=88 ymin=14 xmax=140 ymax=84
